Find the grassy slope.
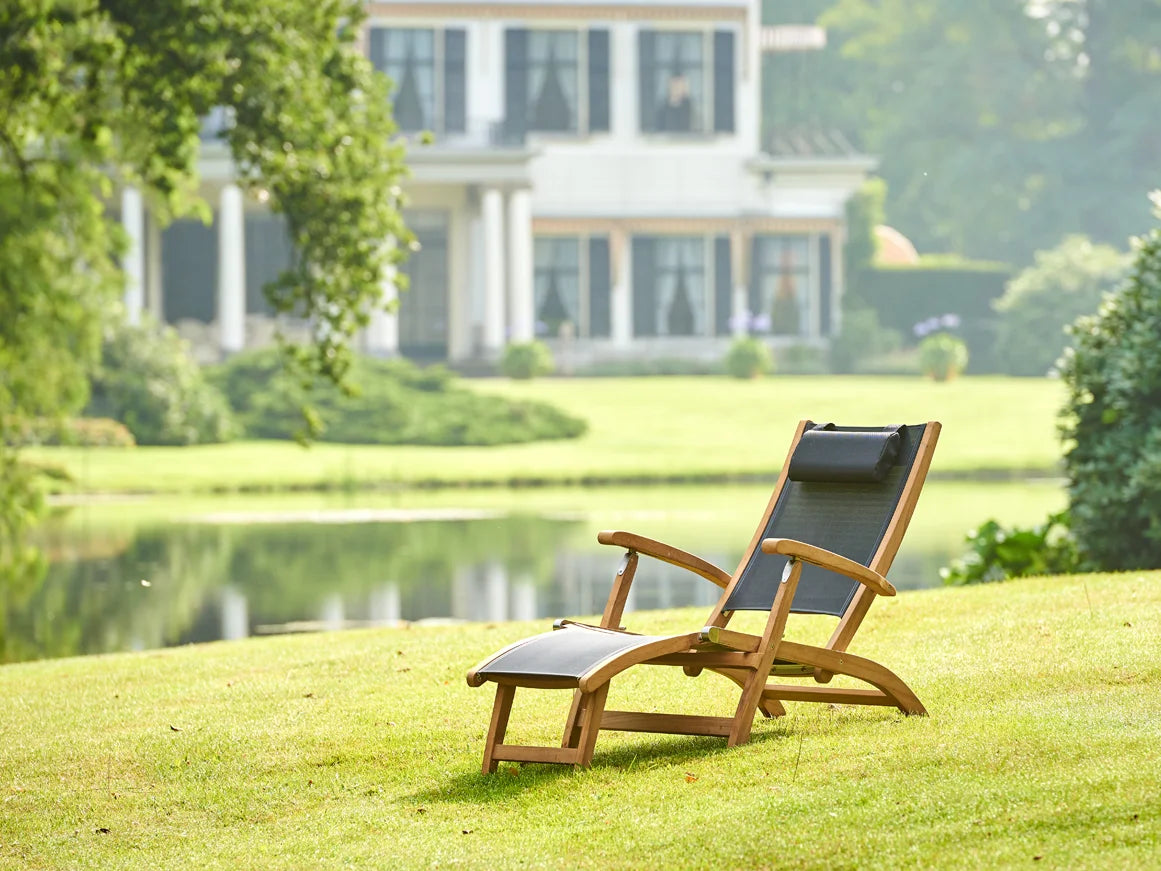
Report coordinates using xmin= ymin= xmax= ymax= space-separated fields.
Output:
xmin=27 ymin=376 xmax=1065 ymax=493
xmin=2 ymin=570 xmax=1158 ymax=870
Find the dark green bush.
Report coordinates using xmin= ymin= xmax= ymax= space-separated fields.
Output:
xmin=8 ymin=417 xmax=136 ymax=447
xmin=857 ymin=260 xmax=1010 ymax=372
xmin=86 ymin=319 xmax=236 ymax=445
xmin=993 ymin=236 xmax=1129 ymax=376
xmin=1059 ymin=200 xmax=1161 ymax=570
xmin=940 ymin=512 xmax=1080 ymax=585
xmin=500 ymin=341 xmax=554 ymax=380
xmin=209 ymin=349 xmax=586 ymax=446
xmin=723 ymin=337 xmax=773 ymax=378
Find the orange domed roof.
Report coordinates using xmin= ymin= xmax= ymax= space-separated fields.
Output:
xmin=874 ymin=225 xmax=920 ymax=265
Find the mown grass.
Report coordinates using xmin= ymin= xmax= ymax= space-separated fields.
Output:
xmin=26 ymin=376 xmax=1064 ymax=494
xmin=3 ymin=569 xmax=1158 ymax=869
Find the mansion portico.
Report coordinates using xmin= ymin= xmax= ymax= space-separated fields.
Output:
xmin=118 ymin=0 xmax=873 ymax=364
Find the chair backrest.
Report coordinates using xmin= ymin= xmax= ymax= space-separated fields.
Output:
xmin=723 ymin=422 xmax=937 ymax=618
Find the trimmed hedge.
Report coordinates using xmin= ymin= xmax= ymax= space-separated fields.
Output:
xmin=208 ymin=349 xmax=587 ymax=446
xmin=854 ymin=261 xmax=1011 ymax=373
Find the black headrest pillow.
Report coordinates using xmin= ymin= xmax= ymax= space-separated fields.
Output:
xmin=786 ymin=424 xmax=905 ymax=483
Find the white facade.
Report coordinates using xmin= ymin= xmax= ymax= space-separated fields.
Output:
xmin=120 ymin=0 xmax=874 ymax=364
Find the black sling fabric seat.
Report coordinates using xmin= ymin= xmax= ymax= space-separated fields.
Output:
xmin=475 ymin=626 xmax=670 ymax=686
xmin=466 ymin=420 xmax=942 ymax=772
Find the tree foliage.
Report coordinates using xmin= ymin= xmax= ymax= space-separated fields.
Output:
xmin=770 ymin=0 xmax=1161 ymax=264
xmin=1058 ymin=194 xmax=1161 ymax=570
xmin=1 ymin=0 xmax=409 ymax=582
xmin=993 ymin=235 xmax=1129 ymax=376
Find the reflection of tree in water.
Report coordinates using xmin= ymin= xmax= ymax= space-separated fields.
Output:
xmin=1 ymin=514 xmax=581 ymax=662
xmin=222 ymin=515 xmax=580 ymax=623
xmin=2 ymin=524 xmax=233 ymax=663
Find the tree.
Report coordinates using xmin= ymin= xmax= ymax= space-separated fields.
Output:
xmin=1058 ymin=193 xmax=1161 ymax=570
xmin=993 ymin=235 xmax=1129 ymax=376
xmin=807 ymin=0 xmax=1161 ymax=264
xmin=0 ymin=0 xmax=410 ymax=585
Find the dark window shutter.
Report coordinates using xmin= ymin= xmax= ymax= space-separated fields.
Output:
xmin=588 ymin=236 xmax=611 ymax=337
xmin=819 ymin=234 xmax=833 ymax=336
xmin=444 ymin=29 xmax=466 ymax=133
xmin=714 ymin=236 xmax=732 ymax=336
xmin=638 ymin=30 xmax=656 ymax=133
xmin=504 ymin=29 xmax=528 ymax=140
xmin=713 ymin=31 xmax=735 ymax=133
xmin=632 ymin=236 xmax=656 ymax=336
xmin=368 ymin=28 xmax=387 ymax=72
xmin=588 ymin=29 xmax=610 ymax=133
xmin=749 ymin=237 xmax=763 ymax=322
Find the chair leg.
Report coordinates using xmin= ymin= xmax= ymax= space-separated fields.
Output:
xmin=760 ymin=698 xmax=787 ymax=718
xmin=561 ymin=690 xmax=585 ymax=749
xmin=727 ymin=668 xmax=769 ymax=747
xmin=481 ymin=684 xmax=516 ymax=774
xmin=573 ymin=685 xmax=610 ymax=767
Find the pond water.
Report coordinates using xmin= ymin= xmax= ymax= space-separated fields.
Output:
xmin=3 ymin=480 xmax=1065 ymax=663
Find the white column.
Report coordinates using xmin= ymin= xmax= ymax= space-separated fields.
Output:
xmin=611 ymin=24 xmax=638 ymax=141
xmin=447 ymin=210 xmax=473 ymax=361
xmin=481 ymin=187 xmax=506 ymax=353
xmin=369 ymin=583 xmax=402 ymax=626
xmin=220 ymin=587 xmax=249 ymax=641
xmin=506 ymin=188 xmax=534 ymax=342
xmin=512 ymin=578 xmax=538 ymax=622
xmin=731 ymin=229 xmax=750 ymax=336
xmin=217 ymin=183 xmax=246 ymax=353
xmin=611 ymin=229 xmax=632 ymax=346
xmin=120 ymin=187 xmax=145 ymax=326
xmin=366 ymin=243 xmax=399 ymax=356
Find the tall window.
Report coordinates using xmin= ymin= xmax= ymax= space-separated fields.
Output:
xmin=639 ymin=30 xmax=734 ymax=134
xmin=632 ymin=236 xmax=710 ymax=337
xmin=369 ymin=28 xmax=466 ymax=135
xmin=527 ymin=32 xmax=579 ymax=132
xmin=534 ymin=238 xmax=581 ymax=336
xmin=532 ymin=237 xmax=612 ymax=338
xmin=750 ymin=236 xmax=813 ymax=337
xmin=505 ymin=29 xmax=610 ymax=137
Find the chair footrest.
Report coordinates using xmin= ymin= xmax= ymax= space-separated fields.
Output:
xmin=762 ymin=685 xmax=893 ymax=705
xmin=601 ymin=711 xmax=734 ymax=737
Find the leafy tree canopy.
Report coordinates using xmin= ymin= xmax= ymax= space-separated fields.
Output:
xmin=764 ymin=0 xmax=1161 ymax=264
xmin=1 ymin=0 xmax=410 ymax=584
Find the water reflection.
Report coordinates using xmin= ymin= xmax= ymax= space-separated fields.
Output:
xmin=2 ymin=482 xmax=1064 ymax=663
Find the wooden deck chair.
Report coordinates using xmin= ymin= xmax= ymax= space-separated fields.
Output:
xmin=466 ymin=420 xmax=940 ymax=773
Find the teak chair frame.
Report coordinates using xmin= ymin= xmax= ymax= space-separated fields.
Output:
xmin=466 ymin=420 xmax=941 ymax=772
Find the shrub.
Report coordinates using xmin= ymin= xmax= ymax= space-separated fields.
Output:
xmin=7 ymin=418 xmax=136 ymax=448
xmin=1058 ymin=196 xmax=1161 ymax=570
xmin=917 ymin=333 xmax=969 ymax=381
xmin=828 ymin=307 xmax=902 ymax=374
xmin=501 ymin=341 xmax=555 ymax=380
xmin=723 ymin=337 xmax=773 ymax=378
xmin=940 ymin=512 xmax=1080 ymax=585
xmin=993 ymin=236 xmax=1129 ymax=376
xmin=86 ymin=319 xmax=236 ymax=445
xmin=209 ymin=349 xmax=586 ymax=446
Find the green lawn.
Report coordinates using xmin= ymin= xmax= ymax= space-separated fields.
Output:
xmin=1 ymin=569 xmax=1157 ymax=869
xmin=28 ymin=376 xmax=1065 ymax=494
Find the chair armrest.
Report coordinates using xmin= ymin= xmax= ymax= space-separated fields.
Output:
xmin=760 ymin=538 xmax=895 ymax=597
xmin=597 ymin=530 xmax=731 ymax=589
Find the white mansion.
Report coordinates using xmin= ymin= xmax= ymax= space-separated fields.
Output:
xmin=118 ymin=0 xmax=873 ymax=364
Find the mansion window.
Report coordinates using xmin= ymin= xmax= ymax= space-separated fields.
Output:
xmin=368 ymin=27 xmax=466 ymax=135
xmin=533 ymin=236 xmax=612 ymax=338
xmin=750 ymin=236 xmax=814 ymax=337
xmin=632 ymin=236 xmax=712 ymax=337
xmin=639 ymin=30 xmax=734 ymax=134
xmin=505 ymin=29 xmax=610 ymax=136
